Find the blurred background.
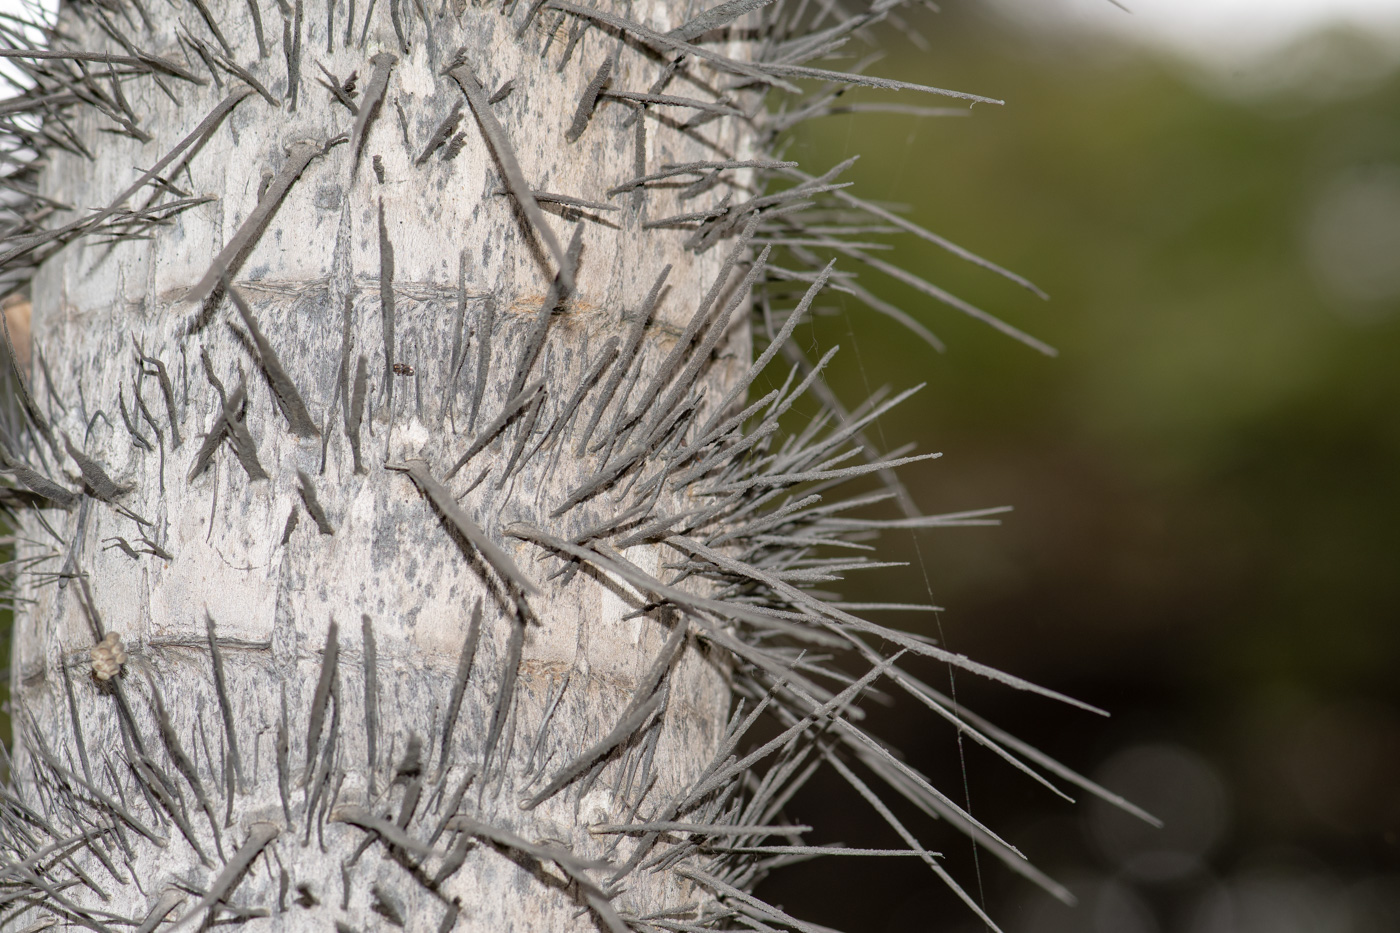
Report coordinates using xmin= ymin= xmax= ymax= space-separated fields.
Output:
xmin=754 ymin=1 xmax=1400 ymax=931
xmin=2 ymin=1 xmax=1398 ymax=931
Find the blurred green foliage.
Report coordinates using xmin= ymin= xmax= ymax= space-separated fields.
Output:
xmin=758 ymin=5 xmax=1400 ymax=931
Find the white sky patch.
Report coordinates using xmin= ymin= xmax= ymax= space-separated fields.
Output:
xmin=991 ymin=0 xmax=1400 ymax=65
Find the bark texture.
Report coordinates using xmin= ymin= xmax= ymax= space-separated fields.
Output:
xmin=12 ymin=2 xmax=751 ymax=929
xmin=0 ymin=3 xmax=1149 ymax=933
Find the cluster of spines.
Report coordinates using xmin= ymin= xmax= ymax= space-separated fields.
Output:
xmin=0 ymin=1 xmax=1160 ymax=932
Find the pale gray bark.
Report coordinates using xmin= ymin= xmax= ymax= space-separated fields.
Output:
xmin=0 ymin=3 xmax=1120 ymax=932
xmin=11 ymin=2 xmax=756 ymax=928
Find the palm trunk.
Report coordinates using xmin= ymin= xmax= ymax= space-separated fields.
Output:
xmin=10 ymin=2 xmax=753 ymax=928
xmin=0 ymin=3 xmax=1118 ymax=933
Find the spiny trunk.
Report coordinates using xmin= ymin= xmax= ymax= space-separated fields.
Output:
xmin=0 ymin=3 xmax=1143 ymax=933
xmin=12 ymin=2 xmax=751 ymax=928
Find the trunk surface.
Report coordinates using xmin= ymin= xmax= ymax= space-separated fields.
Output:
xmin=12 ymin=2 xmax=755 ymax=929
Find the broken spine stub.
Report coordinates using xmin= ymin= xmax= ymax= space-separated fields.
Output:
xmin=0 ymin=3 xmax=1113 ymax=933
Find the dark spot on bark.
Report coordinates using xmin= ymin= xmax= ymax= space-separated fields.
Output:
xmin=315 ymin=184 xmax=343 ymax=210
